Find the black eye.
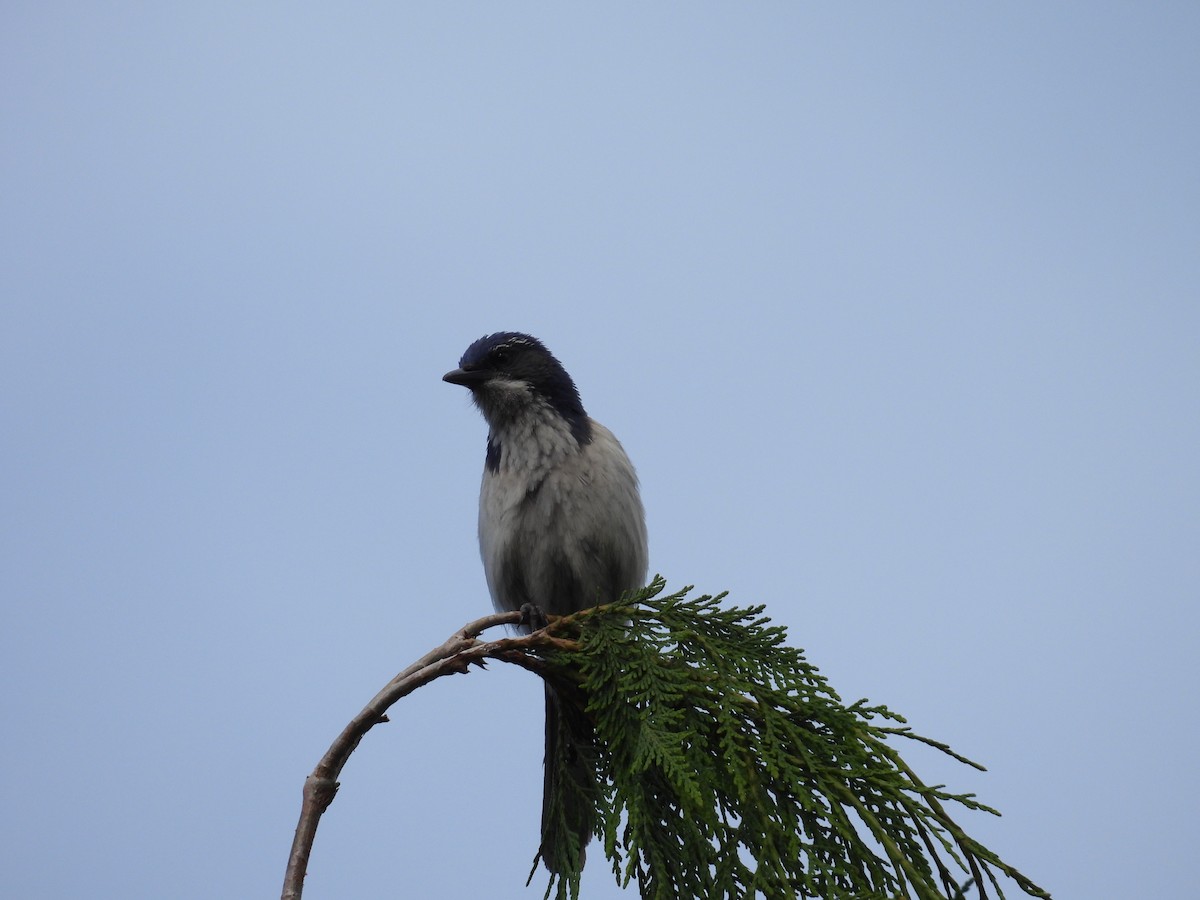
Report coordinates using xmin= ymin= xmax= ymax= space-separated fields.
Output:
xmin=491 ymin=347 xmax=510 ymax=365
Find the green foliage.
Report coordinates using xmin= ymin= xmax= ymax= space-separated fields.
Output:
xmin=533 ymin=578 xmax=1050 ymax=900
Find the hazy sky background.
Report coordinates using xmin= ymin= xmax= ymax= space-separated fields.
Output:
xmin=3 ymin=5 xmax=1196 ymax=898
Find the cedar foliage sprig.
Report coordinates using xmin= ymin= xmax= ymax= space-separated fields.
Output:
xmin=534 ymin=578 xmax=1050 ymax=900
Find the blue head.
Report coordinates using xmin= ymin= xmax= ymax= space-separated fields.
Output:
xmin=443 ymin=332 xmax=592 ymax=447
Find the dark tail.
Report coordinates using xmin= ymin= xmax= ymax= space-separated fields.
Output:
xmin=540 ymin=683 xmax=599 ymax=874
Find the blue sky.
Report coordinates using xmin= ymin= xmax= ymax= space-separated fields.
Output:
xmin=2 ymin=5 xmax=1196 ymax=898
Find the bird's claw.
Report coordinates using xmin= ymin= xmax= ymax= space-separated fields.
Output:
xmin=519 ymin=602 xmax=549 ymax=631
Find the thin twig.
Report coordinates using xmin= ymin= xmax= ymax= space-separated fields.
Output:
xmin=281 ymin=610 xmax=573 ymax=900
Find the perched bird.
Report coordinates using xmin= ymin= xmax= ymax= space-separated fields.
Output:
xmin=443 ymin=331 xmax=649 ymax=872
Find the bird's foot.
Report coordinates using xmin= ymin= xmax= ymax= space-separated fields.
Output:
xmin=519 ymin=602 xmax=549 ymax=631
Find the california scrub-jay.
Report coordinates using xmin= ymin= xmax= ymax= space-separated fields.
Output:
xmin=443 ymin=331 xmax=649 ymax=872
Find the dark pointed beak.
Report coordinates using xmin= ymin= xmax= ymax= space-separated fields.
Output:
xmin=443 ymin=367 xmax=490 ymax=387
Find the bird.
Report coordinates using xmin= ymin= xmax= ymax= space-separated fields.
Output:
xmin=443 ymin=331 xmax=649 ymax=873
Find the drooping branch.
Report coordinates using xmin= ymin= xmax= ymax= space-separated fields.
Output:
xmin=281 ymin=581 xmax=1051 ymax=900
xmin=280 ymin=610 xmax=576 ymax=900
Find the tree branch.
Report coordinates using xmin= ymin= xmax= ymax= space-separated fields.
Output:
xmin=281 ymin=583 xmax=1051 ymax=900
xmin=280 ymin=610 xmax=572 ymax=900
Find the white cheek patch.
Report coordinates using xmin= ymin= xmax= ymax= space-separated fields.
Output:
xmin=472 ymin=377 xmax=531 ymax=414
xmin=487 ymin=377 xmax=529 ymax=395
